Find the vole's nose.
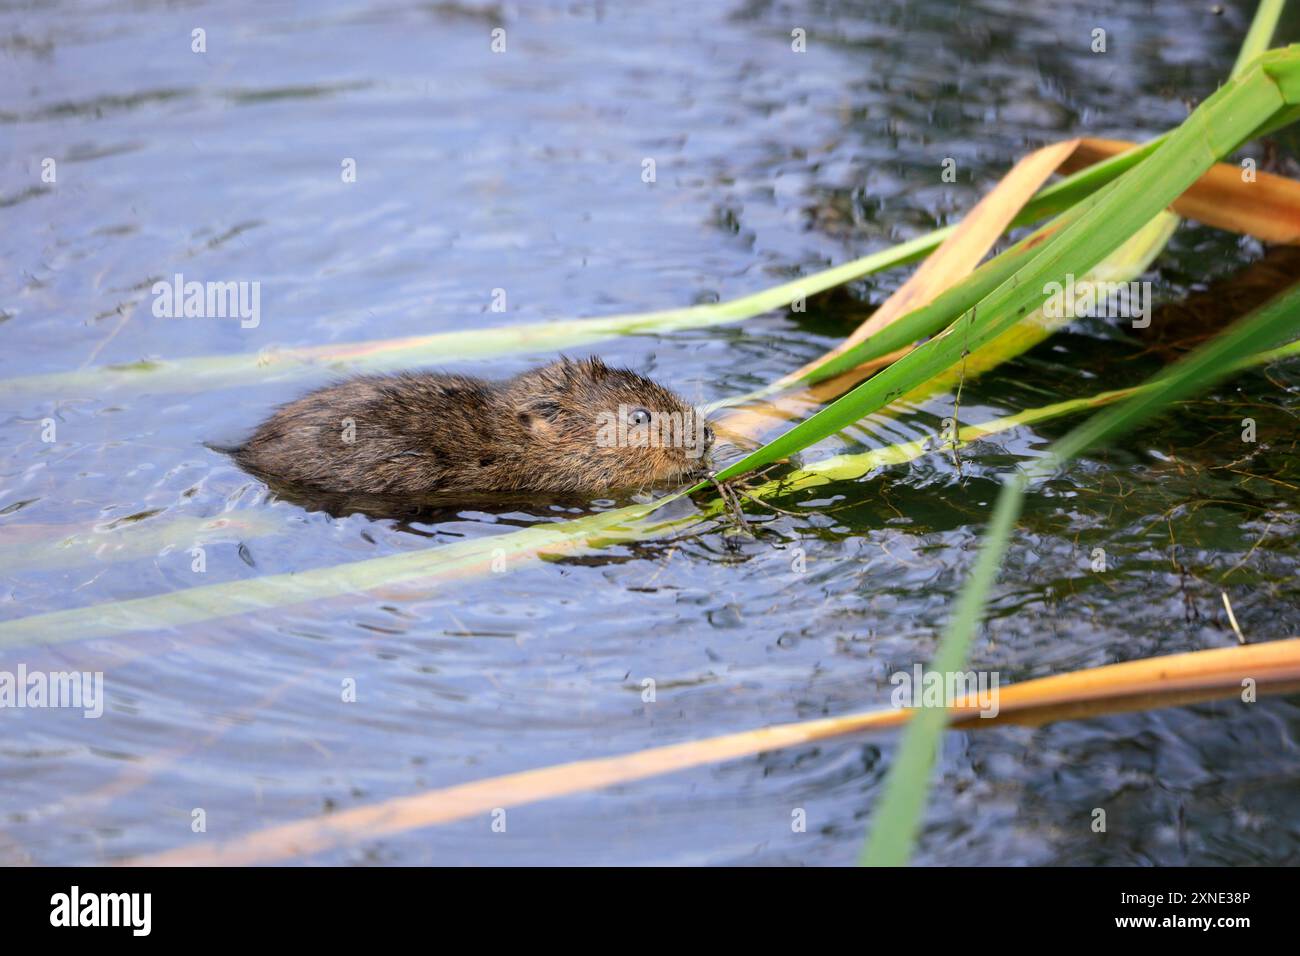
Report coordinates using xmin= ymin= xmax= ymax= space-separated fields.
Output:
xmin=703 ymin=422 xmax=715 ymax=451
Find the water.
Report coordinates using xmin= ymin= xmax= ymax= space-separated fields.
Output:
xmin=2 ymin=0 xmax=1298 ymax=865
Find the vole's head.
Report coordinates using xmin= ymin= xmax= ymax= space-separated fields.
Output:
xmin=508 ymin=356 xmax=714 ymax=494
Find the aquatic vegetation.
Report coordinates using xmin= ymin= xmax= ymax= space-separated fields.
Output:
xmin=864 ymin=277 xmax=1300 ymax=865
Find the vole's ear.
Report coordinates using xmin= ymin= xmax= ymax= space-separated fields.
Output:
xmin=518 ymin=400 xmax=561 ymax=437
xmin=517 ymin=409 xmax=553 ymax=438
xmin=528 ymin=399 xmax=562 ymax=421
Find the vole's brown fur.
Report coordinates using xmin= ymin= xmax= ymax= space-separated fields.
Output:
xmin=233 ymin=357 xmax=713 ymax=497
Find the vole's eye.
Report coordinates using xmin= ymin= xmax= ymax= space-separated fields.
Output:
xmin=627 ymin=407 xmax=652 ymax=427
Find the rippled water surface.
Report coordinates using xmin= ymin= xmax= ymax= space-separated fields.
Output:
xmin=3 ymin=0 xmax=1299 ymax=865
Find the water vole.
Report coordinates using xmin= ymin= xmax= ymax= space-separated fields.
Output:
xmin=233 ymin=357 xmax=714 ymax=497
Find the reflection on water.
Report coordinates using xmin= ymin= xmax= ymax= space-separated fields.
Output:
xmin=1 ymin=0 xmax=1298 ymax=865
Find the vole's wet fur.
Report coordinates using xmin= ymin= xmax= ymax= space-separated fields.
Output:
xmin=233 ymin=357 xmax=714 ymax=498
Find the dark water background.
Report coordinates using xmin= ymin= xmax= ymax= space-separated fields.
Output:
xmin=2 ymin=0 xmax=1298 ymax=864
